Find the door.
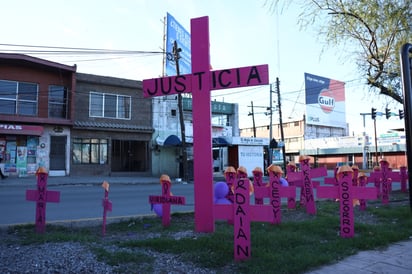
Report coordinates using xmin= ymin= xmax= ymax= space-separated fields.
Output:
xmin=50 ymin=136 xmax=66 ymax=170
xmin=111 ymin=140 xmax=147 ymax=172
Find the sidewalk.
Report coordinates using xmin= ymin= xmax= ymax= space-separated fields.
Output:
xmin=305 ymin=238 xmax=412 ymax=273
xmin=0 ymin=174 xmax=162 ymax=186
xmin=1 ymin=174 xmax=412 ymax=273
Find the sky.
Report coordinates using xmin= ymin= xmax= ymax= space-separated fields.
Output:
xmin=0 ymin=0 xmax=405 ymax=137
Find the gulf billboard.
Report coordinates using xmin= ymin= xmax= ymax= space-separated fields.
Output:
xmin=166 ymin=13 xmax=191 ymax=76
xmin=304 ymin=73 xmax=346 ymax=128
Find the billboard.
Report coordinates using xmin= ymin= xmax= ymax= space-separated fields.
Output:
xmin=166 ymin=13 xmax=191 ymax=76
xmin=304 ymin=73 xmax=346 ymax=128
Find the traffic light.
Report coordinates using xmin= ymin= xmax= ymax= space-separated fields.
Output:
xmin=399 ymin=109 xmax=404 ymax=119
xmin=371 ymin=108 xmax=377 ymax=120
xmin=385 ymin=108 xmax=391 ymax=119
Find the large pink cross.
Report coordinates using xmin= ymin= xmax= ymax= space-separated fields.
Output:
xmin=287 ymin=156 xmax=327 ymax=214
xmin=143 ymin=16 xmax=269 ymax=232
xmin=25 ymin=169 xmax=60 ymax=233
xmin=317 ymin=166 xmax=377 ymax=238
xmin=214 ymin=177 xmax=280 ymax=260
xmin=149 ymin=178 xmax=186 ymax=227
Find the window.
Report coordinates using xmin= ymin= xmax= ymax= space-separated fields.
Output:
xmin=72 ymin=138 xmax=108 ymax=164
xmin=0 ymin=80 xmax=38 ymax=116
xmin=48 ymin=85 xmax=68 ymax=118
xmin=89 ymin=91 xmax=131 ymax=119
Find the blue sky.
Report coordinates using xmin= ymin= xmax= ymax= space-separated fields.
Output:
xmin=0 ymin=0 xmax=404 ymax=135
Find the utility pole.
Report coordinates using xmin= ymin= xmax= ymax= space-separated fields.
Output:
xmin=268 ymin=84 xmax=274 ymax=166
xmin=248 ymin=101 xmax=256 ymax=137
xmin=359 ymin=113 xmax=369 ymax=169
xmin=172 ymin=40 xmax=188 ymax=182
xmin=275 ymin=77 xmax=287 ymax=172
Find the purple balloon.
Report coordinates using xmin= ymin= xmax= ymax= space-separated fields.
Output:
xmin=280 ymin=177 xmax=289 ymax=187
xmin=214 ymin=182 xmax=231 ymax=204
xmin=152 ymin=204 xmax=162 ymax=217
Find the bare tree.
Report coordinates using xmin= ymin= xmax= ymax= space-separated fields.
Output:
xmin=266 ymin=0 xmax=412 ymax=103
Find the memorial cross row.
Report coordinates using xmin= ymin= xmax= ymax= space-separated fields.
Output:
xmin=143 ymin=16 xmax=269 ymax=232
xmin=26 ymin=168 xmax=60 ymax=233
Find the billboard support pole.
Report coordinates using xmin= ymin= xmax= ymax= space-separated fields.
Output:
xmin=276 ymin=77 xmax=287 ymax=173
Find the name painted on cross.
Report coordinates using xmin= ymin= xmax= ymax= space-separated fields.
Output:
xmin=143 ymin=64 xmax=269 ymax=97
xmin=149 ymin=196 xmax=186 ymax=205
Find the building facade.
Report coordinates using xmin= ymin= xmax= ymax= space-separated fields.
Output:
xmin=0 ymin=53 xmax=154 ymax=177
xmin=240 ymin=116 xmax=406 ymax=169
xmin=72 ymin=73 xmax=153 ymax=176
xmin=0 ymin=53 xmax=76 ymax=177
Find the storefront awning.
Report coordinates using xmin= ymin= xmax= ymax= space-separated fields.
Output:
xmin=0 ymin=124 xmax=44 ymax=136
xmin=156 ymin=135 xmax=182 ymax=146
xmin=213 ymin=137 xmax=229 ymax=147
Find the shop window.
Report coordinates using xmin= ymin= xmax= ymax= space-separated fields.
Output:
xmin=48 ymin=85 xmax=68 ymax=118
xmin=89 ymin=91 xmax=131 ymax=119
xmin=72 ymin=138 xmax=108 ymax=164
xmin=0 ymin=80 xmax=38 ymax=116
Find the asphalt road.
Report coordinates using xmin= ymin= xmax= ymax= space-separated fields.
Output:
xmin=0 ymin=183 xmax=195 ymax=226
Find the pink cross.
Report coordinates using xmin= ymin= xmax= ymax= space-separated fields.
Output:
xmin=143 ymin=16 xmax=269 ymax=232
xmin=317 ymin=166 xmax=377 ymax=238
xmin=368 ymin=159 xmax=398 ymax=205
xmin=224 ymin=166 xmax=237 ymax=203
xmin=252 ymin=167 xmax=265 ymax=205
xmin=149 ymin=176 xmax=186 ymax=227
xmin=357 ymin=172 xmax=369 ymax=211
xmin=287 ymin=156 xmax=327 ymax=214
xmin=101 ymin=181 xmax=112 ymax=236
xmin=25 ymin=168 xmax=60 ymax=233
xmin=214 ymin=177 xmax=280 ymax=260
xmin=254 ymin=167 xmax=296 ymax=222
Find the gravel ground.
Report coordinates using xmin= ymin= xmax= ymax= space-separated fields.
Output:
xmin=0 ymin=226 xmax=222 ymax=274
xmin=1 ymin=198 xmax=406 ymax=273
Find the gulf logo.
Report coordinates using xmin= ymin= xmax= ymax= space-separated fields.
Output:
xmin=318 ymin=88 xmax=335 ymax=113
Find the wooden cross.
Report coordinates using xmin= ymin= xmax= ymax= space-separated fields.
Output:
xmin=254 ymin=166 xmax=296 ymax=222
xmin=317 ymin=166 xmax=378 ymax=238
xmin=25 ymin=168 xmax=60 ymax=233
xmin=214 ymin=177 xmax=281 ymax=260
xmin=143 ymin=16 xmax=269 ymax=232
xmin=357 ymin=172 xmax=369 ymax=211
xmin=149 ymin=175 xmax=186 ymax=227
xmin=224 ymin=166 xmax=237 ymax=203
xmin=252 ymin=167 xmax=265 ymax=205
xmin=287 ymin=156 xmax=327 ymax=214
xmin=368 ymin=159 xmax=398 ymax=205
xmin=101 ymin=181 xmax=112 ymax=236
